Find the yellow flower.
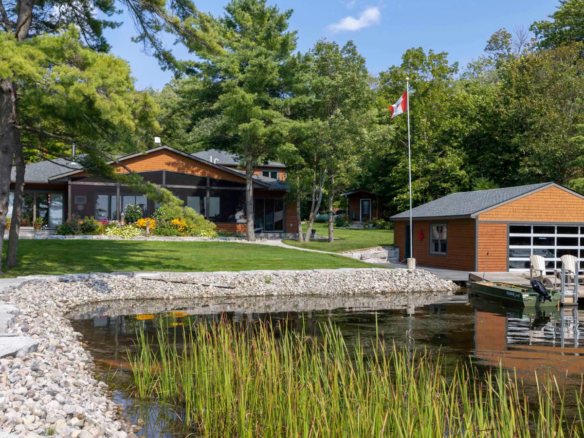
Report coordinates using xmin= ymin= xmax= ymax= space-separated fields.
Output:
xmin=135 ymin=314 xmax=155 ymax=320
xmin=170 ymin=322 xmax=184 ymax=326
xmin=170 ymin=311 xmax=187 ymax=318
xmin=136 ymin=218 xmax=156 ymax=229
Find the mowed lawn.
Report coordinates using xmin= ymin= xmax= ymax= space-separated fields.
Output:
xmin=0 ymin=240 xmax=372 ymax=278
xmin=283 ymin=223 xmax=394 ymax=253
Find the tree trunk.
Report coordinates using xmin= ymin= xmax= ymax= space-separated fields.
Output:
xmin=0 ymin=79 xmax=17 ymax=275
xmin=296 ymin=172 xmax=303 ymax=242
xmin=245 ymin=155 xmax=256 ymax=242
xmin=328 ymin=172 xmax=334 ymax=243
xmin=305 ymin=168 xmax=326 ymax=243
xmin=6 ymin=138 xmax=24 ymax=267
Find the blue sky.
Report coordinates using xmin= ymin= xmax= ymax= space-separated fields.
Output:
xmin=103 ymin=0 xmax=559 ymax=90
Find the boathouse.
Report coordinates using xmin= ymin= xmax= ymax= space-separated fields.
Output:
xmin=390 ymin=183 xmax=584 ymax=273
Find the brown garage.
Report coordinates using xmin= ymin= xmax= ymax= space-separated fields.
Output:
xmin=390 ymin=183 xmax=584 ymax=273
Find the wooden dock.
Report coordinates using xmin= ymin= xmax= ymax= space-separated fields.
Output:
xmin=469 ymin=272 xmax=532 ymax=286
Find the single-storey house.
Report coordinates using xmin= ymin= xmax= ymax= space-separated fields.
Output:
xmin=341 ymin=189 xmax=380 ymax=222
xmin=8 ymin=146 xmax=297 ymax=236
xmin=390 ymin=183 xmax=584 ymax=273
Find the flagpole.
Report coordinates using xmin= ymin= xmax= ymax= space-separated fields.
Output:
xmin=406 ymin=77 xmax=413 ymax=266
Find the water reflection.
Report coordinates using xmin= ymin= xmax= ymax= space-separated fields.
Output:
xmin=69 ymin=293 xmax=584 ymax=437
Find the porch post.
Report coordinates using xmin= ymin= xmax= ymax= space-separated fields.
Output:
xmin=67 ymin=178 xmax=72 ymax=220
xmin=116 ymin=184 xmax=121 ymax=222
xmin=32 ymin=193 xmax=36 ymax=222
xmin=206 ymin=177 xmax=210 ymax=219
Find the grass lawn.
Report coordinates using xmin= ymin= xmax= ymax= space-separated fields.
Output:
xmin=283 ymin=223 xmax=394 ymax=253
xmin=0 ymin=240 xmax=373 ymax=278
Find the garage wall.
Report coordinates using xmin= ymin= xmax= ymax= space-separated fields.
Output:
xmin=477 ymin=223 xmax=508 ymax=272
xmin=478 ymin=186 xmax=584 ymax=221
xmin=394 ymin=219 xmax=476 ymax=271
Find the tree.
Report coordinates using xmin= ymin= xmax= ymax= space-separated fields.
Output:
xmin=375 ymin=48 xmax=471 ymax=214
xmin=498 ymin=42 xmax=584 ymax=186
xmin=303 ymin=40 xmax=375 ymax=242
xmin=0 ymin=0 xmax=220 ymax=272
xmin=531 ymin=0 xmax=584 ymax=49
xmin=178 ymin=0 xmax=298 ymax=241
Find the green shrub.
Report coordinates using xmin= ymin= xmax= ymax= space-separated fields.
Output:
xmin=153 ymin=205 xmax=218 ymax=238
xmin=152 ymin=225 xmax=181 ymax=237
xmin=373 ymin=219 xmax=393 ymax=230
xmin=334 ymin=215 xmax=352 ymax=228
xmin=124 ymin=204 xmax=144 ymax=223
xmin=80 ymin=217 xmax=101 ymax=235
xmin=104 ymin=224 xmax=143 ymax=239
xmin=55 ymin=216 xmax=81 ymax=235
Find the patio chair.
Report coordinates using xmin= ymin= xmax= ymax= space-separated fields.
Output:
xmin=560 ymin=254 xmax=584 ymax=284
xmin=529 ymin=255 xmax=557 ymax=287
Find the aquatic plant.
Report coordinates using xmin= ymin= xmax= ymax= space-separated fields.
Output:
xmin=127 ymin=320 xmax=584 ymax=437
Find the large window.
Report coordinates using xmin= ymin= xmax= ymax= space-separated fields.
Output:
xmin=255 ymin=198 xmax=284 ymax=232
xmin=209 ymin=190 xmax=246 ymax=223
xmin=508 ymin=224 xmax=584 ymax=274
xmin=430 ymin=224 xmax=448 ymax=255
xmin=95 ymin=195 xmax=118 ymax=221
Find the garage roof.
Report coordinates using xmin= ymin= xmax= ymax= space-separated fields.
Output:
xmin=390 ymin=182 xmax=556 ymax=220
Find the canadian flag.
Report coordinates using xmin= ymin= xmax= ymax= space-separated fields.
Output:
xmin=389 ymin=91 xmax=408 ymax=119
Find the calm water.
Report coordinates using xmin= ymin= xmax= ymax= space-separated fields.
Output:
xmin=68 ymin=292 xmax=584 ymax=437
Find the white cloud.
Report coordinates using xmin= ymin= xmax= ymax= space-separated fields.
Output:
xmin=328 ymin=7 xmax=381 ymax=33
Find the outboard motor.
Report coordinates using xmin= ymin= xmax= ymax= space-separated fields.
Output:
xmin=530 ymin=279 xmax=552 ymax=302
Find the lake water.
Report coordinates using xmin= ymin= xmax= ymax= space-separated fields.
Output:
xmin=68 ymin=292 xmax=584 ymax=437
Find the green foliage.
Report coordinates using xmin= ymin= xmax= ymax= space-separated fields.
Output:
xmin=152 ymin=205 xmax=218 ymax=238
xmin=104 ymin=225 xmax=143 ymax=239
xmin=55 ymin=216 xmax=101 ymax=235
xmin=473 ymin=178 xmax=500 ymax=191
xmin=334 ymin=216 xmax=352 ymax=228
xmin=124 ymin=205 xmax=144 ymax=223
xmin=373 ymin=219 xmax=394 ymax=230
xmin=531 ymin=0 xmax=584 ymax=49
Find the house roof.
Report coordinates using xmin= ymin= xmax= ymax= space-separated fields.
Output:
xmin=192 ymin=149 xmax=286 ymax=169
xmin=390 ymin=182 xmax=555 ymax=220
xmin=11 ymin=158 xmax=82 ymax=184
xmin=341 ymin=189 xmax=379 ymax=197
xmin=43 ymin=145 xmax=291 ymax=190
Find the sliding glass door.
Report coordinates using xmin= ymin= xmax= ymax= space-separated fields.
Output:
xmin=254 ymin=198 xmax=284 ymax=232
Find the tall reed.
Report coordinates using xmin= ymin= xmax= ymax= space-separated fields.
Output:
xmin=127 ymin=319 xmax=584 ymax=437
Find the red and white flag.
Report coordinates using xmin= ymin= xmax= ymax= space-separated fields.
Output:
xmin=389 ymin=91 xmax=408 ymax=119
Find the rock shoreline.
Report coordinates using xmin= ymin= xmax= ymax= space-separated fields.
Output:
xmin=0 ymin=269 xmax=458 ymax=437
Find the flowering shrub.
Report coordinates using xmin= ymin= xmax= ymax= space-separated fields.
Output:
xmin=152 ymin=205 xmax=218 ymax=238
xmin=124 ymin=204 xmax=143 ymax=223
xmin=136 ymin=218 xmax=156 ymax=229
xmin=104 ymin=224 xmax=143 ymax=239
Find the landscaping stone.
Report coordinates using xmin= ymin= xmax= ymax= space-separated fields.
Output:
xmin=0 ymin=268 xmax=457 ymax=436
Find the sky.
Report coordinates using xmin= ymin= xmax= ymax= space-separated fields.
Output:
xmin=102 ymin=0 xmax=560 ymax=90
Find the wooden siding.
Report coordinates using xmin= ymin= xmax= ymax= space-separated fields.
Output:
xmin=112 ymin=150 xmax=245 ymax=183
xmin=73 ymin=150 xmax=247 ymax=183
xmin=394 ymin=219 xmax=476 ymax=271
xmin=477 ymin=223 xmax=508 ymax=272
xmin=216 ymin=223 xmax=247 ymax=234
xmin=478 ymin=186 xmax=584 ymax=222
xmin=347 ymin=193 xmax=379 ymax=221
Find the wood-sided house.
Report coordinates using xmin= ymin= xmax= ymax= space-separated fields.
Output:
xmin=390 ymin=183 xmax=584 ymax=273
xmin=8 ymin=146 xmax=298 ymax=236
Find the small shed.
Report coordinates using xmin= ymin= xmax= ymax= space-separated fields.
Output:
xmin=341 ymin=189 xmax=380 ymax=222
xmin=390 ymin=183 xmax=584 ymax=273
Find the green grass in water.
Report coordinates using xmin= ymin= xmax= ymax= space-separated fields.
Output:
xmin=128 ymin=320 xmax=584 ymax=437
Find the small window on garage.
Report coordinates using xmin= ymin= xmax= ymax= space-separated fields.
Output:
xmin=430 ymin=224 xmax=448 ymax=255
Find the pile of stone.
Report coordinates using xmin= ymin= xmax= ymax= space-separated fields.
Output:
xmin=341 ymin=246 xmax=399 ymax=264
xmin=0 ymin=268 xmax=457 ymax=437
